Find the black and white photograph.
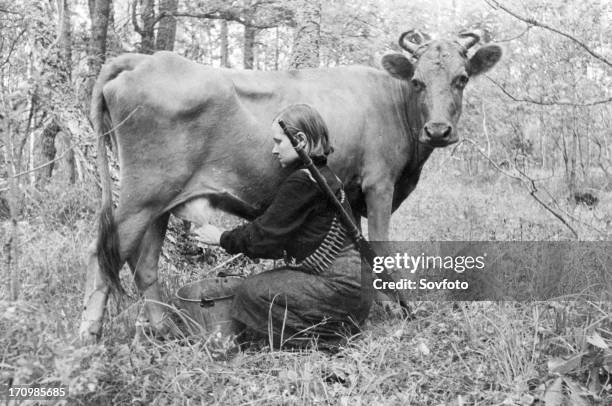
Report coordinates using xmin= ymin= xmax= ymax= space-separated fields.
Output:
xmin=1 ymin=0 xmax=611 ymax=404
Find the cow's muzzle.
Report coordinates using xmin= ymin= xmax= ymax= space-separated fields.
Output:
xmin=419 ymin=121 xmax=458 ymax=146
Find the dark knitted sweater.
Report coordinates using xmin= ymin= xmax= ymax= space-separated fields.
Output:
xmin=220 ymin=164 xmax=352 ymax=262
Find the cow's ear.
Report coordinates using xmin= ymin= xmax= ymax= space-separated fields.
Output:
xmin=381 ymin=54 xmax=415 ymax=80
xmin=467 ymin=44 xmax=502 ymax=76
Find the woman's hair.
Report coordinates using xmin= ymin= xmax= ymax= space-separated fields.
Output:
xmin=274 ymin=104 xmax=334 ymax=157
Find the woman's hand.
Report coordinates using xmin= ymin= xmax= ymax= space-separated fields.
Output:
xmin=192 ymin=224 xmax=225 ymax=246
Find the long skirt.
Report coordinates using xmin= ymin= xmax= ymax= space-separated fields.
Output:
xmin=230 ymin=246 xmax=372 ymax=348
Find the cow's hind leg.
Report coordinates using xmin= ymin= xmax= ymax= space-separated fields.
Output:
xmin=80 ymin=241 xmax=111 ymax=343
xmin=129 ymin=197 xmax=226 ymax=337
xmin=127 ymin=213 xmax=173 ymax=336
xmin=80 ymin=208 xmax=155 ymax=342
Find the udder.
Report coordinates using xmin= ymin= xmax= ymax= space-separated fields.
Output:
xmin=171 ymin=197 xmax=220 ymax=231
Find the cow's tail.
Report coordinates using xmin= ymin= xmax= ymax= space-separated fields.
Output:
xmin=91 ymin=58 xmax=135 ymax=294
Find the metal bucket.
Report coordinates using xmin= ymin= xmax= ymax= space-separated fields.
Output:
xmin=176 ymin=277 xmax=243 ymax=335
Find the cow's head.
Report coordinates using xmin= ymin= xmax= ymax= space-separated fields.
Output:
xmin=382 ymin=30 xmax=502 ymax=147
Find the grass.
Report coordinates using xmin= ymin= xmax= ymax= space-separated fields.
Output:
xmin=1 ymin=151 xmax=611 ymax=405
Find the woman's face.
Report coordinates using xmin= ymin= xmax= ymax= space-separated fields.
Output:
xmin=271 ymin=121 xmax=300 ymax=167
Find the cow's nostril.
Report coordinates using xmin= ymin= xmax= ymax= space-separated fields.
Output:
xmin=424 ymin=122 xmax=452 ymax=139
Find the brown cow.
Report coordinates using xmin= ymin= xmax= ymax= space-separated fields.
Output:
xmin=79 ymin=30 xmax=501 ymax=341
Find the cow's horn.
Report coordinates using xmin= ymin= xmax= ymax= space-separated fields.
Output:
xmin=457 ymin=29 xmax=484 ymax=49
xmin=399 ymin=29 xmax=430 ymax=54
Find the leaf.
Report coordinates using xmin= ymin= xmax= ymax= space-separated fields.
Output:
xmin=547 ymin=353 xmax=583 ymax=374
xmin=543 ymin=377 xmax=564 ymax=406
xmin=586 ymin=332 xmax=609 ymax=349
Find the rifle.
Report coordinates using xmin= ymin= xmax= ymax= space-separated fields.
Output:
xmin=277 ymin=119 xmax=409 ymax=311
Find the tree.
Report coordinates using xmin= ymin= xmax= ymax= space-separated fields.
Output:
xmin=58 ymin=0 xmax=72 ymax=81
xmin=39 ymin=0 xmax=74 ymax=186
xmin=132 ymin=0 xmax=156 ymax=54
xmin=156 ymin=0 xmax=179 ymax=51
xmin=289 ymin=0 xmax=321 ymax=69
xmin=243 ymin=24 xmax=258 ymax=69
xmin=169 ymin=0 xmax=293 ymax=69
xmin=219 ymin=19 xmax=230 ymax=67
xmin=481 ymin=0 xmax=612 ymax=198
xmin=86 ymin=0 xmax=111 ymax=106
xmin=132 ymin=0 xmax=180 ymax=53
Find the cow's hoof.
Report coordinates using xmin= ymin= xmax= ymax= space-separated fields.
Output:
xmin=381 ymin=301 xmax=413 ymax=319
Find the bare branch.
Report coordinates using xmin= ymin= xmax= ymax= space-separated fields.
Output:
xmin=168 ymin=9 xmax=287 ymax=29
xmin=169 ymin=11 xmax=268 ymax=28
xmin=525 ymin=184 xmax=578 ymax=238
xmin=495 ymin=26 xmax=531 ymax=43
xmin=0 ymin=27 xmax=27 ymax=68
xmin=461 ymin=138 xmax=522 ymax=181
xmin=486 ymin=0 xmax=612 ymax=68
xmin=11 ymin=144 xmax=75 ymax=178
xmin=537 ymin=180 xmax=607 ymax=235
xmin=0 ymin=7 xmax=23 ymax=16
xmin=461 ymin=138 xmax=580 ymax=238
xmin=485 ymin=76 xmax=612 ymax=107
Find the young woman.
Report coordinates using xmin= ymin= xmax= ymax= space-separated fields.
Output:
xmin=194 ymin=104 xmax=371 ymax=348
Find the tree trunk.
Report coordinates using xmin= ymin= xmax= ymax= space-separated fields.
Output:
xmin=568 ymin=129 xmax=577 ymax=197
xmin=106 ymin=0 xmax=123 ymax=52
xmin=86 ymin=0 xmax=111 ymax=107
xmin=156 ymin=0 xmax=178 ymax=51
xmin=66 ymin=144 xmax=77 ymax=184
xmin=58 ymin=0 xmax=76 ymax=183
xmin=57 ymin=0 xmax=72 ymax=81
xmin=220 ymin=19 xmax=230 ymax=67
xmin=2 ymin=112 xmax=20 ymax=300
xmin=274 ymin=26 xmax=279 ymax=70
xmin=88 ymin=0 xmax=95 ymax=21
xmin=243 ymin=25 xmax=256 ymax=69
xmin=89 ymin=0 xmax=111 ymax=77
xmin=137 ymin=0 xmax=156 ymax=54
xmin=38 ymin=120 xmax=61 ymax=186
xmin=205 ymin=24 xmax=213 ymax=65
xmin=289 ymin=0 xmax=321 ymax=69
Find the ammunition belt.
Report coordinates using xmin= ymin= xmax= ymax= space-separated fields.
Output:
xmin=290 ymin=189 xmax=348 ymax=275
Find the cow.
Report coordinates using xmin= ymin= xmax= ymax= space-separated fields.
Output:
xmin=79 ymin=30 xmax=501 ymax=342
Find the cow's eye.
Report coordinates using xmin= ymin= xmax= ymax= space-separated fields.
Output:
xmin=411 ymin=79 xmax=425 ymax=91
xmin=455 ymin=75 xmax=469 ymax=89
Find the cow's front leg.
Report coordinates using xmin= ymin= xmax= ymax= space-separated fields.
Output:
xmin=363 ymin=179 xmax=393 ymax=241
xmin=128 ymin=213 xmax=173 ymax=336
xmin=79 ymin=241 xmax=111 ymax=343
xmin=363 ymin=179 xmax=412 ymax=310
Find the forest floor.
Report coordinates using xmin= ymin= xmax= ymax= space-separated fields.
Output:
xmin=1 ymin=152 xmax=611 ymax=405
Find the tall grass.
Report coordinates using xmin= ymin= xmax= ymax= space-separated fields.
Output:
xmin=1 ymin=152 xmax=610 ymax=404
